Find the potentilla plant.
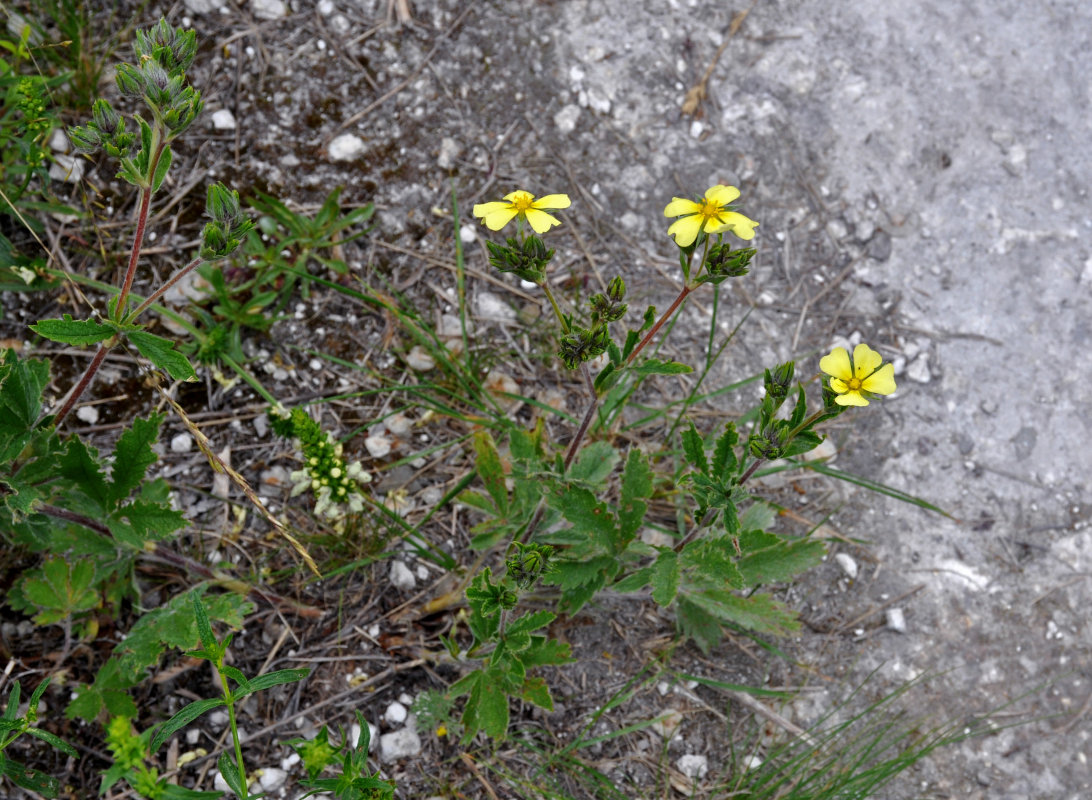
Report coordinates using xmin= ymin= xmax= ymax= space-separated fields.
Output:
xmin=448 ymin=183 xmax=898 ymax=739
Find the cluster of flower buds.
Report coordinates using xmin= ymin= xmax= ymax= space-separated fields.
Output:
xmin=200 ymin=183 xmax=254 ymax=260
xmin=589 ymin=276 xmax=628 ymax=325
xmin=698 ymin=243 xmax=756 ymax=284
xmin=68 ymin=99 xmax=134 ymax=158
xmin=269 ymin=406 xmax=371 ymax=523
xmin=485 ymin=236 xmax=553 ymax=285
xmin=505 ymin=542 xmax=555 ymax=590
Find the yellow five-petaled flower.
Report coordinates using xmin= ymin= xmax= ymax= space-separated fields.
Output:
xmin=663 ymin=184 xmax=759 ymax=248
xmin=472 ymin=190 xmax=571 ymax=234
xmin=820 ymin=343 xmax=897 ymax=407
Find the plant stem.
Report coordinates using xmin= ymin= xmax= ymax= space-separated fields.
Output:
xmin=114 ymin=184 xmax=154 ymax=318
xmin=129 ymin=256 xmax=204 ymax=319
xmin=625 ymin=284 xmax=693 ymax=367
xmin=540 ymin=280 xmax=568 ymax=332
xmin=51 ymin=344 xmax=108 ymax=427
xmin=219 ymin=668 xmax=247 ymax=797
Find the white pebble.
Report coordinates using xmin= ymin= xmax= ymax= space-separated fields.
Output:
xmin=49 ymin=128 xmax=70 ymax=152
xmin=170 ymin=432 xmax=194 ymax=453
xmin=211 ymin=109 xmax=236 ymax=130
xmin=458 ymin=224 xmax=477 ymax=244
xmin=365 ymin=434 xmax=392 ymax=458
xmin=676 ymin=753 xmax=708 ymax=780
xmin=906 ymin=354 xmax=931 ymax=383
xmin=406 ymin=345 xmax=436 ymax=371
xmin=75 ymin=405 xmax=99 ymax=424
xmin=48 ymin=153 xmax=85 ymax=184
xmin=554 ymin=104 xmax=581 ymax=134
xmin=389 ymin=560 xmax=416 ymax=591
xmin=250 ymin=0 xmax=286 ymax=21
xmin=415 ymin=565 xmax=429 ymax=581
xmin=385 ymin=701 xmax=408 ymax=725
xmin=834 ymin=552 xmax=858 ymax=580
xmin=475 ymin=291 xmax=516 ymax=323
xmin=379 ymin=729 xmax=422 ymax=762
xmin=328 ymin=133 xmax=367 ymax=162
xmin=885 ymin=607 xmax=907 ymax=633
xmin=385 ymin=413 xmax=413 ymax=435
xmin=257 ymin=767 xmax=287 ymax=792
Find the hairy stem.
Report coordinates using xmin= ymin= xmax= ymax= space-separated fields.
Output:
xmin=625 ymin=284 xmax=693 ymax=367
xmin=51 ymin=344 xmax=108 ymax=427
xmin=129 ymin=256 xmax=204 ymax=319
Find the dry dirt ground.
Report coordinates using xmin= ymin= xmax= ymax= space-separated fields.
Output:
xmin=4 ymin=0 xmax=1092 ymax=798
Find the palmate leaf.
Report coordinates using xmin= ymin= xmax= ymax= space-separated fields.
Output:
xmin=58 ymin=437 xmax=109 ymax=514
xmin=0 ymin=349 xmax=48 ymax=433
xmin=547 ymin=484 xmax=618 ymax=551
xmin=683 ymin=588 xmax=800 ymax=639
xmin=568 ymin=440 xmax=619 ymax=486
xmin=650 ymin=550 xmax=679 ymax=606
xmin=20 ymin=557 xmax=99 ymax=625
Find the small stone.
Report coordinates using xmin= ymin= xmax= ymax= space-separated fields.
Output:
xmin=349 ymin=721 xmax=379 ymax=751
xmin=801 ymin=438 xmax=836 ymax=462
xmin=211 ymin=109 xmax=236 ymax=130
xmin=689 ymin=120 xmax=705 ymax=139
xmin=744 ymin=755 xmax=764 ymax=770
xmin=385 ymin=701 xmax=408 ymax=725
xmin=885 ymin=608 xmax=907 ymax=633
xmin=657 ymin=681 xmax=671 ymax=696
xmin=257 ymin=767 xmax=287 ymax=792
xmin=386 ymin=413 xmax=413 ymax=435
xmin=183 ymin=0 xmax=217 ymax=12
xmin=475 ymin=291 xmax=516 ymax=323
xmin=865 ymin=230 xmax=893 ymax=262
xmin=398 ymin=692 xmax=414 ymax=706
xmin=651 ymin=708 xmax=683 ymax=739
xmin=328 ymin=133 xmax=367 ymax=161
xmin=458 ymin=224 xmax=477 ymax=244
xmin=75 ymin=405 xmax=99 ymax=424
xmin=186 ymin=729 xmax=201 ymax=745
xmin=379 ymin=728 xmax=422 ymax=762
xmin=554 ymin=104 xmax=581 ymax=134
xmin=390 ymin=561 xmax=416 ymax=591
xmin=253 ymin=413 xmax=269 ymax=437
xmin=906 ymin=354 xmax=931 ymax=383
xmin=48 ymin=128 xmax=70 ymax=152
xmin=250 ymin=0 xmax=286 ymax=20
xmin=676 ymin=754 xmax=708 ymax=780
xmin=415 ymin=565 xmax=428 ymax=581
xmin=170 ymin=433 xmax=194 ymax=454
xmin=208 ymin=709 xmax=229 ymax=729
xmin=437 ymin=137 xmax=461 ymax=169
xmin=281 ymin=752 xmax=300 ymax=770
xmin=406 ymin=345 xmax=436 ymax=371
xmin=365 ymin=434 xmax=392 ymax=458
xmin=49 ymin=153 xmax=85 ymax=184
xmin=259 ymin=466 xmax=291 ymax=489
xmin=834 ymin=552 xmax=858 ymax=580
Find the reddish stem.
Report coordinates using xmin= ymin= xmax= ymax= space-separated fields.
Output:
xmin=114 ymin=186 xmax=153 ymax=317
xmin=625 ymin=284 xmax=692 ymax=367
xmin=52 ymin=344 xmax=108 ymax=427
xmin=131 ymin=256 xmax=203 ymax=319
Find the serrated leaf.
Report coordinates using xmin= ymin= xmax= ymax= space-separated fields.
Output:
xmin=471 ymin=431 xmax=508 ymax=515
xmin=611 ymin=567 xmax=652 ymax=593
xmin=234 ymin=668 xmax=310 ymax=700
xmin=676 ymin=597 xmax=723 ymax=654
xmin=0 ymin=350 xmax=49 ymax=430
xmin=113 ymin=500 xmax=186 ymax=539
xmin=108 ymin=415 xmax=163 ymax=504
xmin=466 ymin=666 xmax=509 ymax=741
xmin=737 ymin=539 xmax=825 ymax=586
xmin=681 ymin=422 xmax=709 ymax=475
xmin=619 ymin=448 xmax=652 ymax=543
xmin=58 ymin=437 xmax=108 ymax=513
xmin=151 ymin=697 xmax=227 ymax=752
xmin=558 ymin=580 xmax=601 ymax=615
xmin=30 ymin=315 xmax=113 ymax=346
xmin=521 ymin=676 xmax=554 ymax=710
xmin=684 ymin=588 xmax=801 ymax=637
xmin=568 ymin=441 xmax=619 ymax=486
xmin=630 ymin=358 xmax=693 ymax=376
xmin=546 ymin=556 xmax=616 ymax=590
xmin=519 ymin=635 xmax=572 ymax=668
xmin=738 ymin=528 xmax=783 ymax=552
xmin=739 ymin=502 xmax=777 ymax=533
xmin=547 ymin=485 xmax=618 ymax=550
xmin=506 ymin=610 xmax=555 ymax=637
xmin=711 ymin=423 xmax=739 ymax=476
xmin=650 ymin=550 xmax=679 ymax=606
xmin=20 ymin=558 xmax=99 ymax=625
xmin=680 ymin=538 xmax=745 ymax=590
xmin=127 ymin=330 xmax=197 ymax=381
xmin=621 ymin=328 xmax=641 ymax=360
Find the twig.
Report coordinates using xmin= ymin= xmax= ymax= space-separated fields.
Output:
xmin=680 ymin=2 xmax=758 ymax=117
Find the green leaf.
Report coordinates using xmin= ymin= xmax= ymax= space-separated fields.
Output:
xmin=737 ymin=528 xmax=783 ymax=552
xmin=25 ymin=727 xmax=78 ymax=758
xmin=650 ymin=551 xmax=679 ymax=606
xmin=680 ymin=538 xmax=745 ymax=590
xmin=21 ymin=557 xmax=99 ymax=625
xmin=546 ymin=556 xmax=616 ymax=590
xmin=127 ymin=330 xmax=197 ymax=381
xmin=113 ymin=500 xmax=187 ymax=540
xmin=783 ymin=430 xmax=823 ymax=458
xmin=676 ymin=597 xmax=723 ymax=654
xmin=192 ymin=592 xmax=218 ymax=656
xmin=618 ymin=448 xmax=652 ymax=543
xmin=630 ymin=358 xmax=692 ymax=376
xmin=466 ymin=666 xmax=510 ymax=741
xmin=108 ymin=415 xmax=163 ymax=504
xmin=151 ymin=144 xmax=172 ymax=192
xmin=30 ymin=315 xmax=113 ymax=346
xmin=0 ymin=754 xmax=61 ymax=797
xmin=547 ymin=485 xmax=618 ymax=551
xmin=519 ymin=636 xmax=572 ymax=668
xmin=593 ymin=362 xmax=620 ymax=392
xmin=58 ymin=437 xmax=109 ymax=513
xmin=683 ymin=588 xmax=800 ymax=637
xmin=0 ymin=349 xmax=48 ymax=430
xmin=711 ymin=423 xmax=739 ymax=476
xmin=737 ymin=538 xmax=826 ymax=586
xmin=521 ymin=676 xmax=554 ymax=710
xmin=234 ymin=668 xmax=310 ymax=700
xmin=739 ymin=502 xmax=777 ymax=533
xmin=471 ymin=431 xmax=508 ymax=515
xmin=611 ymin=567 xmax=652 ymax=593
xmin=151 ymin=697 xmax=228 ymax=752
xmin=217 ymin=751 xmax=247 ymax=799
xmin=568 ymin=441 xmax=619 ymax=486
xmin=681 ymin=422 xmax=709 ymax=475
xmin=505 ymin=610 xmax=555 ymax=637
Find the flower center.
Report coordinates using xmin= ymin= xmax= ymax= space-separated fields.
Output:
xmin=512 ymin=195 xmax=535 ymax=213
xmin=699 ymin=199 xmax=723 ymax=222
xmin=846 ymin=377 xmax=862 ymax=391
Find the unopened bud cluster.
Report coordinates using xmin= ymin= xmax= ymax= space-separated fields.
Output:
xmin=269 ymin=406 xmax=371 ymax=523
xmin=557 ymin=274 xmax=628 ymax=369
xmin=485 ymin=236 xmax=552 ymax=284
xmin=699 ymin=244 xmax=755 ymax=285
xmin=201 ymin=184 xmax=254 ymax=260
xmin=505 ymin=542 xmax=554 ymax=590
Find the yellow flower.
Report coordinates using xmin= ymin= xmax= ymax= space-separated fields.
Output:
xmin=820 ymin=343 xmax=897 ymax=407
xmin=472 ymin=190 xmax=571 ymax=234
xmin=663 ymin=184 xmax=759 ymax=247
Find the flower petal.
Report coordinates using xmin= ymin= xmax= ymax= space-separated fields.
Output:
xmin=664 ymin=197 xmax=701 ymax=217
xmin=705 ymin=184 xmax=740 ymax=205
xmin=852 ymin=343 xmax=883 ymax=379
xmin=503 ymin=189 xmax=534 ymax=204
xmin=667 ymin=215 xmax=703 ymax=247
xmin=712 ymin=211 xmax=759 ymax=241
xmin=819 ymin=347 xmax=853 ymax=381
xmin=524 ymin=208 xmax=562 ymax=234
xmin=835 ymin=391 xmax=869 ymax=407
xmin=481 ymin=206 xmax=520 ymax=231
xmin=472 ymin=200 xmax=510 ymax=219
xmin=861 ymin=362 xmax=896 ymax=396
xmin=531 ymin=193 xmax=571 ymax=210
xmin=829 ymin=377 xmax=849 ymax=394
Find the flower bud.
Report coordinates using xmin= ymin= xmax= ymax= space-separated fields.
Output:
xmin=764 ymin=361 xmax=795 ymax=402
